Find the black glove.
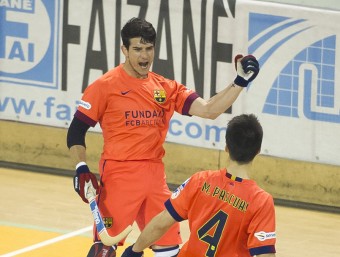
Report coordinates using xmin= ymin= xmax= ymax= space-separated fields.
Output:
xmin=73 ymin=162 xmax=99 ymax=203
xmin=234 ymin=54 xmax=260 ymax=87
xmin=121 ymin=245 xmax=143 ymax=257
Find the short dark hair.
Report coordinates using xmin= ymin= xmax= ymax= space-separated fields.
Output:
xmin=225 ymin=114 xmax=263 ymax=164
xmin=121 ymin=17 xmax=156 ymax=49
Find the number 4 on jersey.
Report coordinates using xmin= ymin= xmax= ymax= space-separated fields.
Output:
xmin=198 ymin=210 xmax=228 ymax=257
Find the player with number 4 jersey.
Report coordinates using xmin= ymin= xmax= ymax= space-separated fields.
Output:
xmin=166 ymin=169 xmax=276 ymax=256
xmin=122 ymin=114 xmax=276 ymax=257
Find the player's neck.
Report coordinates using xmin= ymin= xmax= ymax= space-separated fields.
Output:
xmin=226 ymin=160 xmax=252 ymax=179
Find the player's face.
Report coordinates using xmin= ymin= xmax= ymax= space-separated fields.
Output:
xmin=122 ymin=37 xmax=155 ymax=79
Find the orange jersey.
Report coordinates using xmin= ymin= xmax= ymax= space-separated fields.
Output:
xmin=75 ymin=64 xmax=199 ymax=161
xmin=165 ymin=169 xmax=276 ymax=257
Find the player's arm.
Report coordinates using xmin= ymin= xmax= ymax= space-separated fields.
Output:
xmin=188 ymin=55 xmax=259 ymax=119
xmin=69 ymin=145 xmax=86 ymax=164
xmin=133 ymin=209 xmax=176 ymax=251
xmin=122 ymin=209 xmax=177 ymax=256
xmin=67 ymin=116 xmax=90 ymax=164
xmin=67 ymin=116 xmax=99 ymax=203
xmin=67 ymin=116 xmax=90 ymax=167
xmin=188 ymin=83 xmax=243 ymax=119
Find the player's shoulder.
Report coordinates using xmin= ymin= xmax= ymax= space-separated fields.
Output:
xmin=149 ymin=71 xmax=167 ymax=80
xmin=191 ymin=169 xmax=221 ymax=182
xmin=251 ymin=184 xmax=274 ymax=204
xmin=89 ymin=67 xmax=120 ymax=88
xmin=179 ymin=170 xmax=217 ymax=192
xmin=149 ymin=71 xmax=177 ymax=85
xmin=101 ymin=66 xmax=120 ymax=81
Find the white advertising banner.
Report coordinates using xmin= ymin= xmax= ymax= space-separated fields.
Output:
xmin=236 ymin=0 xmax=340 ymax=166
xmin=0 ymin=0 xmax=339 ymax=166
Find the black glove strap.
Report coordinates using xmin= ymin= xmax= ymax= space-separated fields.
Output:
xmin=76 ymin=164 xmax=90 ymax=174
xmin=234 ymin=75 xmax=248 ymax=87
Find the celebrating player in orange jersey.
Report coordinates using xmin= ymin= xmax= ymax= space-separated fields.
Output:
xmin=122 ymin=114 xmax=276 ymax=257
xmin=66 ymin=17 xmax=260 ymax=257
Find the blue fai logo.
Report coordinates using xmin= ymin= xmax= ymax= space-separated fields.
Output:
xmin=249 ymin=13 xmax=340 ymax=124
xmin=0 ymin=0 xmax=60 ymax=89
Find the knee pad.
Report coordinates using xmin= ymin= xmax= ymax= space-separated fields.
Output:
xmin=86 ymin=242 xmax=116 ymax=257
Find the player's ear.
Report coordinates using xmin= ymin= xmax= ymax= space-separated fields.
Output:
xmin=225 ymin=145 xmax=229 ymax=153
xmin=121 ymin=45 xmax=128 ymax=57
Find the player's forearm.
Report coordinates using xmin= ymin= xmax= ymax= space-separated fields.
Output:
xmin=207 ymin=83 xmax=243 ymax=118
xmin=189 ymin=83 xmax=243 ymax=119
xmin=132 ymin=210 xmax=176 ymax=252
xmin=132 ymin=224 xmax=169 ymax=252
xmin=69 ymin=145 xmax=87 ymax=165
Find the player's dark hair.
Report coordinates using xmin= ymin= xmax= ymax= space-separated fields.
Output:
xmin=225 ymin=114 xmax=263 ymax=164
xmin=121 ymin=17 xmax=156 ymax=48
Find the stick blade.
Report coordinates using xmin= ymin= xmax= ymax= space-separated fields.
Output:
xmin=99 ymin=225 xmax=133 ymax=246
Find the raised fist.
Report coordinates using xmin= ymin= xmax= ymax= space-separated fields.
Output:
xmin=234 ymin=54 xmax=260 ymax=87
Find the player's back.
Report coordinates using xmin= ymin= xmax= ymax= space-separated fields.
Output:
xmin=176 ymin=169 xmax=275 ymax=257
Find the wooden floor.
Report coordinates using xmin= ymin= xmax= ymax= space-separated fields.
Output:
xmin=1 ymin=167 xmax=340 ymax=257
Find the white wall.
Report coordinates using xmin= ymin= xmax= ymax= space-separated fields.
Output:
xmin=256 ymin=0 xmax=340 ymax=11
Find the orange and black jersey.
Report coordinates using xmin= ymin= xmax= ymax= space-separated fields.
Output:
xmin=75 ymin=64 xmax=199 ymax=161
xmin=165 ymin=169 xmax=276 ymax=257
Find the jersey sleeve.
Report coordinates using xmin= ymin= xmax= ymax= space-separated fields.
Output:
xmin=172 ymin=81 xmax=199 ymax=116
xmin=75 ymin=79 xmax=108 ymax=126
xmin=247 ymin=194 xmax=276 ymax=256
xmin=165 ymin=177 xmax=197 ymax=221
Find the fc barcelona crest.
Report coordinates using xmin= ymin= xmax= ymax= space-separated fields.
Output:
xmin=154 ymin=90 xmax=166 ymax=103
xmin=103 ymin=217 xmax=113 ymax=228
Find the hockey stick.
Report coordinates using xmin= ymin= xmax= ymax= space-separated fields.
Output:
xmin=85 ymin=181 xmax=132 ymax=246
